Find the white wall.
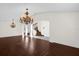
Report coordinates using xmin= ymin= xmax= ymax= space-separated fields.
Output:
xmin=34 ymin=12 xmax=79 ymax=48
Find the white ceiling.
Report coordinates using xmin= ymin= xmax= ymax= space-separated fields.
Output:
xmin=0 ymin=3 xmax=79 ymax=13
xmin=0 ymin=3 xmax=79 ymax=21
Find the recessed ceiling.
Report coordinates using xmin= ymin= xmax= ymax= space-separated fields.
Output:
xmin=0 ymin=3 xmax=79 ymax=21
xmin=0 ymin=3 xmax=79 ymax=13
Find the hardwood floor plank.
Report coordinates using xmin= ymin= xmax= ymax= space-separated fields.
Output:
xmin=0 ymin=36 xmax=79 ymax=56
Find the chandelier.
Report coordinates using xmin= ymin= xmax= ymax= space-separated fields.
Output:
xmin=20 ymin=8 xmax=33 ymax=24
xmin=10 ymin=19 xmax=16 ymax=28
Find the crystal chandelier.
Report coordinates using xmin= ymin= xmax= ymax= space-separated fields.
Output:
xmin=20 ymin=8 xmax=33 ymax=24
xmin=10 ymin=19 xmax=16 ymax=28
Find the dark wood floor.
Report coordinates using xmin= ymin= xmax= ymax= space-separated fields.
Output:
xmin=0 ymin=36 xmax=79 ymax=56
